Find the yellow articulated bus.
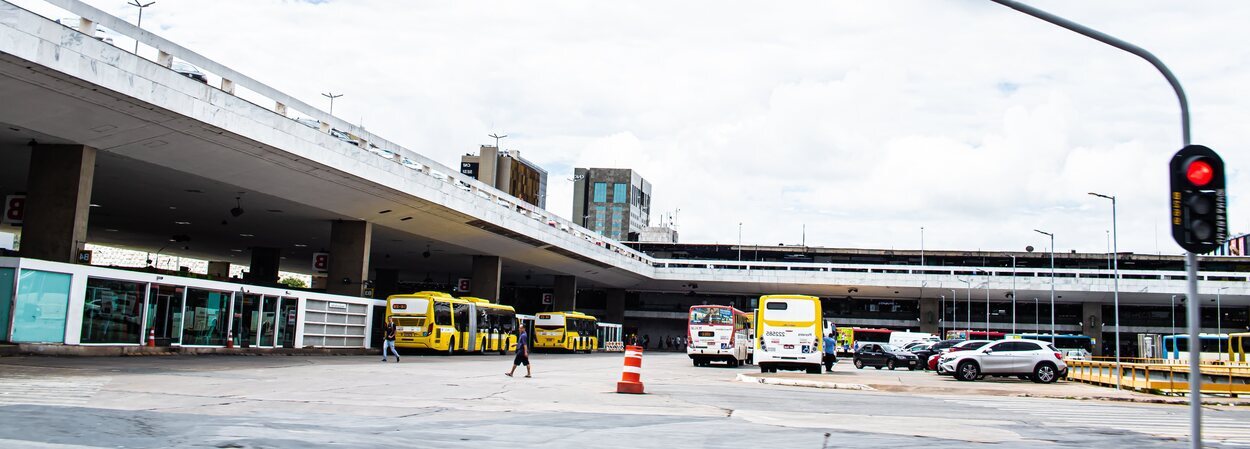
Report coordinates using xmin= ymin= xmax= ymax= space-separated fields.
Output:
xmin=461 ymin=297 xmax=518 ymax=355
xmin=754 ymin=294 xmax=824 ymax=374
xmin=533 ymin=311 xmax=599 ymax=352
xmin=386 ymin=292 xmax=517 ymax=355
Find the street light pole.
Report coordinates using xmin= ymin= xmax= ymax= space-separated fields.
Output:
xmin=1171 ymin=294 xmax=1178 ymax=336
xmin=920 ymin=227 xmax=925 ymax=266
xmin=991 ymin=1 xmax=1197 ymax=444
xmin=1090 ymin=192 xmax=1121 ymax=390
xmin=1035 ymin=229 xmax=1056 ymax=342
xmin=128 ymin=1 xmax=155 ymax=55
xmin=321 ymin=92 xmax=343 ymax=115
xmin=1217 ymin=287 xmax=1228 ymax=352
xmin=951 ymin=288 xmax=958 ymax=338
xmin=940 ymin=294 xmax=946 ymax=336
xmin=1011 ymin=255 xmax=1017 ymax=334
xmin=738 ymin=222 xmax=743 ymax=262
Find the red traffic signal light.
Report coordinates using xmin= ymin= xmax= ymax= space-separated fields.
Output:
xmin=1169 ymin=145 xmax=1226 ymax=254
xmin=1186 ymin=159 xmax=1214 ymax=187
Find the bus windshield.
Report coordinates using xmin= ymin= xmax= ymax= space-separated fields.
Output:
xmin=535 ymin=314 xmax=566 ymax=329
xmin=690 ymin=306 xmax=733 ymax=325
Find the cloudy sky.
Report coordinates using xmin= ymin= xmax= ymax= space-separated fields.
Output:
xmin=16 ymin=0 xmax=1250 ymax=255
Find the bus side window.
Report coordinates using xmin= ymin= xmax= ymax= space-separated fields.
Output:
xmin=434 ymin=302 xmax=452 ymax=326
xmin=453 ymin=303 xmax=469 ymax=332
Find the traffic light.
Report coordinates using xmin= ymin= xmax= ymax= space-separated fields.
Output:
xmin=1170 ymin=144 xmax=1226 ymax=253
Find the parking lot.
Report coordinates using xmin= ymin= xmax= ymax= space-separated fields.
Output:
xmin=1 ymin=351 xmax=1248 ymax=448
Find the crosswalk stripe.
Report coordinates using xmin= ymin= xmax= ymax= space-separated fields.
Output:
xmin=0 ymin=376 xmax=108 ymax=407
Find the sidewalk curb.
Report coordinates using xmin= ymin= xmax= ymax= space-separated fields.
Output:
xmin=0 ymin=344 xmax=375 ymax=358
xmin=735 ymin=373 xmax=876 ymax=391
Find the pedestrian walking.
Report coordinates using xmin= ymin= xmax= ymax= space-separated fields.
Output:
xmin=381 ymin=317 xmax=400 ymax=362
xmin=642 ymin=334 xmax=650 ymax=349
xmin=822 ymin=332 xmax=838 ymax=372
xmin=506 ymin=327 xmax=531 ymax=378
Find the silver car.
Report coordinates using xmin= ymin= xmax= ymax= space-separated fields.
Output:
xmin=939 ymin=339 xmax=1068 ymax=383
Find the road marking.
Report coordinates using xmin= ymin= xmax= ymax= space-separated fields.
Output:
xmin=946 ymin=396 xmax=1250 ymax=445
xmin=0 ymin=375 xmax=107 ymax=406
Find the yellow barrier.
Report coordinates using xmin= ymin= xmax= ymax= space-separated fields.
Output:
xmin=1066 ymin=360 xmax=1250 ymax=396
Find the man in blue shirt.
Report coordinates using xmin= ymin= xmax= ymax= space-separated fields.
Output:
xmin=822 ymin=331 xmax=838 ymax=372
xmin=506 ymin=327 xmax=531 ymax=378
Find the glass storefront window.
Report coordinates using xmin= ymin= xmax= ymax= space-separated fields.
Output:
xmin=259 ymin=297 xmax=278 ymax=347
xmin=81 ymin=278 xmax=146 ymax=344
xmin=10 ymin=269 xmax=71 ymax=343
xmin=277 ymin=298 xmax=298 ymax=348
xmin=0 ymin=268 xmax=13 ymax=341
xmin=182 ymin=288 xmax=231 ymax=346
xmin=233 ymin=294 xmax=260 ymax=348
xmin=146 ymin=285 xmax=183 ymax=345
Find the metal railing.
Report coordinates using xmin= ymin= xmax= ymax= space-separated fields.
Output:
xmin=1067 ymin=360 xmax=1250 ymax=396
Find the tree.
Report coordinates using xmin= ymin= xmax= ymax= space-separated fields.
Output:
xmin=278 ymin=276 xmax=307 ymax=289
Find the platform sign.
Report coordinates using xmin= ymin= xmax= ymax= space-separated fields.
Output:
xmin=77 ymin=250 xmax=92 ymax=264
xmin=457 ymin=278 xmax=471 ymax=292
xmin=312 ymin=252 xmax=329 ymax=273
xmin=3 ymin=194 xmax=24 ymax=226
xmin=542 ymin=293 xmax=553 ymax=305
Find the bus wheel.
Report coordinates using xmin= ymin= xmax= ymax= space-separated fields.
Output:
xmin=806 ymin=366 xmax=822 ymax=375
xmin=446 ymin=338 xmax=456 ymax=356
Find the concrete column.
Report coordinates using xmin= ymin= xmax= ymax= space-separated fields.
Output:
xmin=245 ymin=247 xmax=281 ymax=284
xmin=1082 ymin=302 xmax=1104 ymax=356
xmin=553 ymin=275 xmax=577 ymax=311
xmin=469 ymin=255 xmax=501 ymax=302
xmin=207 ymin=261 xmax=231 ymax=279
xmin=374 ymin=268 xmax=400 ymax=300
xmin=606 ymin=289 xmax=626 ymax=324
xmin=919 ymin=297 xmax=939 ymax=334
xmin=326 ymin=220 xmax=372 ymax=296
xmin=21 ymin=144 xmax=96 ymax=263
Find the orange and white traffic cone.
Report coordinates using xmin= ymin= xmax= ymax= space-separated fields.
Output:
xmin=616 ymin=345 xmax=645 ymax=394
xmin=226 ymin=330 xmax=234 ymax=348
xmin=146 ymin=328 xmax=156 ymax=347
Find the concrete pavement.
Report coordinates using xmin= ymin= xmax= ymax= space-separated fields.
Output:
xmin=0 ymin=352 xmax=1247 ymax=448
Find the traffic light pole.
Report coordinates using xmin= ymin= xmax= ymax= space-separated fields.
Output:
xmin=987 ymin=1 xmax=1198 ymax=447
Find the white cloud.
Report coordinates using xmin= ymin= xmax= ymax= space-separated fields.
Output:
xmin=21 ymin=0 xmax=1250 ymax=255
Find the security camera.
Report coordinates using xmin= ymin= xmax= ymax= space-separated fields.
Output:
xmin=230 ymin=206 xmax=244 ymax=218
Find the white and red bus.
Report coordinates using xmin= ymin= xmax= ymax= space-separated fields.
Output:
xmin=687 ymin=305 xmax=752 ymax=367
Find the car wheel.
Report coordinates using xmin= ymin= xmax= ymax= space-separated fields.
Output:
xmin=956 ymin=361 xmax=979 ymax=381
xmin=887 ymin=359 xmax=896 ymax=370
xmin=908 ymin=365 xmax=916 ymax=371
xmin=1033 ymin=363 xmax=1058 ymax=384
xmin=874 ymin=366 xmax=882 ymax=370
xmin=854 ymin=359 xmax=864 ymax=369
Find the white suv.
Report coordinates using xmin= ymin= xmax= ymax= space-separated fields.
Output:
xmin=940 ymin=339 xmax=1068 ymax=383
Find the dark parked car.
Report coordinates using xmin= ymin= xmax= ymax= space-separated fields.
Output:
xmin=853 ymin=343 xmax=919 ymax=370
xmin=912 ymin=339 xmax=964 ymax=370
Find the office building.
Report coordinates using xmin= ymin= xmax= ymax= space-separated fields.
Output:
xmin=461 ymin=145 xmax=548 ymax=208
xmin=572 ymin=168 xmax=652 ymax=240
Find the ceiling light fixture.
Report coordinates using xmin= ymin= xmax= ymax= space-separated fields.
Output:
xmin=230 ymin=196 xmax=245 ymax=218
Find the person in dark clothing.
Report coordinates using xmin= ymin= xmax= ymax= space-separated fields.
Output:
xmin=506 ymin=328 xmax=532 ymax=378
xmin=381 ymin=317 xmax=400 ymax=362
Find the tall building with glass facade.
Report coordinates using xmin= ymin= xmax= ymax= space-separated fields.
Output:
xmin=460 ymin=145 xmax=548 ymax=209
xmin=572 ymin=168 xmax=652 ymax=241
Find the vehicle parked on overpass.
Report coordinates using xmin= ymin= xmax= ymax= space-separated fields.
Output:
xmin=940 ymin=339 xmax=1068 ymax=383
xmin=170 ymin=60 xmax=208 ymax=84
xmin=755 ymin=294 xmax=823 ymax=374
xmin=853 ymin=343 xmax=919 ymax=370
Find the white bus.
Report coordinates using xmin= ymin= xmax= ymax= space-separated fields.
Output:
xmin=687 ymin=305 xmax=751 ymax=367
xmin=755 ymin=295 xmax=823 ymax=374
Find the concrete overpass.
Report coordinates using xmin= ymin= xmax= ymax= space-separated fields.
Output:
xmin=1 ymin=0 xmax=1247 ymax=347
